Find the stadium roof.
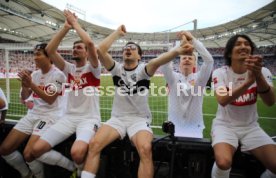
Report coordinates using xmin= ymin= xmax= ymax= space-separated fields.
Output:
xmin=0 ymin=0 xmax=276 ymax=48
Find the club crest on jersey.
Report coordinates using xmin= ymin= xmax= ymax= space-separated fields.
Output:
xmin=131 ymin=73 xmax=137 ymax=82
xmin=189 ymin=79 xmax=195 ymax=86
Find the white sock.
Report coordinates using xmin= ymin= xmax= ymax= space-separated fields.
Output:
xmin=75 ymin=163 xmax=84 ymax=176
xmin=27 ymin=160 xmax=44 ymax=178
xmin=261 ymin=169 xmax=276 ymax=178
xmin=211 ymin=162 xmax=231 ymax=178
xmin=81 ymin=170 xmax=96 ymax=178
xmin=36 ymin=150 xmax=75 ymax=171
xmin=1 ymin=151 xmax=30 ymax=177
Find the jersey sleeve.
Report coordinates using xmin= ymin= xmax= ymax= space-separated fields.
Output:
xmin=212 ymin=68 xmax=226 ymax=90
xmin=261 ymin=67 xmax=273 ymax=86
xmin=140 ymin=63 xmax=151 ymax=80
xmin=109 ymin=61 xmax=120 ymax=76
xmin=160 ymin=62 xmax=176 ymax=86
xmin=193 ymin=39 xmax=214 ymax=87
xmin=53 ymin=71 xmax=67 ymax=94
xmin=89 ymin=62 xmax=102 ymax=79
xmin=62 ymin=61 xmax=74 ymax=76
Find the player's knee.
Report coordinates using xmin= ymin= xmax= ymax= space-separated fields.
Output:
xmin=0 ymin=144 xmax=11 ymax=156
xmin=31 ymin=142 xmax=50 ymax=158
xmin=138 ymin=142 xmax=152 ymax=159
xmin=31 ymin=145 xmax=41 ymax=158
xmin=71 ymin=147 xmax=86 ymax=164
xmin=23 ymin=149 xmax=34 ymax=162
xmin=215 ymin=157 xmax=232 ymax=170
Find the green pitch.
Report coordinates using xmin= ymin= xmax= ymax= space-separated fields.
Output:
xmin=1 ymin=76 xmax=275 ymax=138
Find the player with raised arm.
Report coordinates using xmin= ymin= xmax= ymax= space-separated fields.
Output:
xmin=160 ymin=31 xmax=214 ymax=138
xmin=31 ymin=10 xmax=101 ymax=177
xmin=81 ymin=25 xmax=193 ymax=178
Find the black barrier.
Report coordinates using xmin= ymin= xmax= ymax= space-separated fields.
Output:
xmin=0 ymin=121 xmax=270 ymax=178
xmin=153 ymin=136 xmax=213 ymax=178
xmin=0 ymin=120 xmax=74 ymax=178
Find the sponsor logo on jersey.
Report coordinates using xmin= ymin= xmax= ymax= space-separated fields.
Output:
xmin=113 ymin=75 xmax=149 ymax=95
xmin=68 ymin=72 xmax=100 ymax=90
xmin=231 ymin=87 xmax=257 ymax=106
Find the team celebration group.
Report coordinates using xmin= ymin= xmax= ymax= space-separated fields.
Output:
xmin=0 ymin=10 xmax=275 ymax=178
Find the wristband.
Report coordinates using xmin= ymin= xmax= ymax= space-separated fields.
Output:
xmin=257 ymin=86 xmax=271 ymax=94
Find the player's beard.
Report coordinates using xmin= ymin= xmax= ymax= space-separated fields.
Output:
xmin=72 ymin=57 xmax=81 ymax=61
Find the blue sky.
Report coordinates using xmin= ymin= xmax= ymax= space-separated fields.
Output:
xmin=42 ymin=0 xmax=273 ymax=33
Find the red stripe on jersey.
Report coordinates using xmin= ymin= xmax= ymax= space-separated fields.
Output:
xmin=68 ymin=72 xmax=100 ymax=90
xmin=231 ymin=87 xmax=257 ymax=106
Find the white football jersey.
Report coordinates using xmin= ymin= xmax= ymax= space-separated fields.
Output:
xmin=63 ymin=61 xmax=101 ymax=120
xmin=109 ymin=61 xmax=152 ymax=120
xmin=212 ymin=66 xmax=273 ymax=127
xmin=29 ymin=66 xmax=66 ymax=117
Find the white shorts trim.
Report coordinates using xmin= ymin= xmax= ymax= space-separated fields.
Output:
xmin=14 ymin=114 xmax=57 ymax=136
xmin=41 ymin=115 xmax=100 ymax=147
xmin=211 ymin=123 xmax=275 ymax=152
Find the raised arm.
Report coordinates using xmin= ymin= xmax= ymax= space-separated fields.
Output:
xmin=97 ymin=25 xmax=126 ymax=70
xmin=64 ymin=10 xmax=99 ymax=68
xmin=146 ymin=36 xmax=193 ymax=76
xmin=45 ymin=18 xmax=72 ymax=70
xmin=182 ymin=31 xmax=214 ymax=85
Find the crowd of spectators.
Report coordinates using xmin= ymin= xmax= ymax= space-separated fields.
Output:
xmin=0 ymin=45 xmax=276 ymax=77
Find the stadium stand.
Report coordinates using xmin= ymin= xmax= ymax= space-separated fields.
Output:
xmin=1 ymin=45 xmax=275 ymax=76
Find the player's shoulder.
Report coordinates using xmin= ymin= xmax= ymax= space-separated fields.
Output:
xmin=261 ymin=67 xmax=271 ymax=73
xmin=213 ymin=66 xmax=229 ymax=74
xmin=52 ymin=66 xmax=63 ymax=73
xmin=52 ymin=67 xmax=66 ymax=77
xmin=31 ymin=69 xmax=41 ymax=76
